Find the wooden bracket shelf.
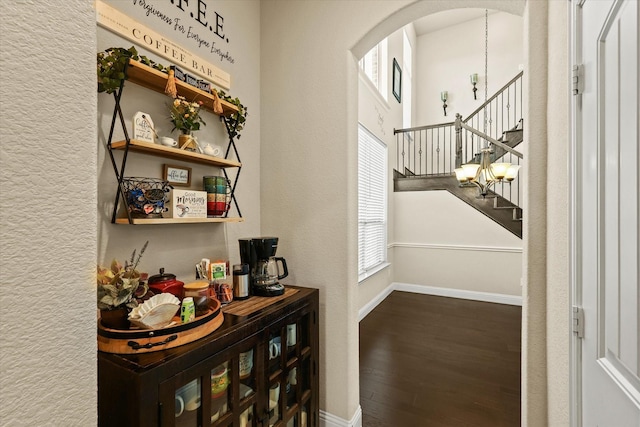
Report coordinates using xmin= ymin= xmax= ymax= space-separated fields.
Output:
xmin=115 ymin=217 xmax=244 ymax=225
xmin=125 ymin=59 xmax=239 ymax=117
xmin=111 ymin=139 xmax=241 ymax=167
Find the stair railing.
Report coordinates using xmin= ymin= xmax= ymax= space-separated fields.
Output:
xmin=463 ymin=71 xmax=523 ymax=147
xmin=394 ymin=121 xmax=456 ymax=177
xmin=394 ymin=71 xmax=525 ymax=210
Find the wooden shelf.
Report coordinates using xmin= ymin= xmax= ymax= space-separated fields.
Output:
xmin=115 ymin=217 xmax=244 ymax=225
xmin=111 ymin=139 xmax=241 ymax=167
xmin=125 ymin=59 xmax=239 ymax=117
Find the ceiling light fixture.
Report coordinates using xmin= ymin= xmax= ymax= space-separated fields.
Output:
xmin=454 ymin=10 xmax=520 ymax=196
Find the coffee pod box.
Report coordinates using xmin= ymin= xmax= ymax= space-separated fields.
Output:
xmin=166 ymin=189 xmax=207 ymax=218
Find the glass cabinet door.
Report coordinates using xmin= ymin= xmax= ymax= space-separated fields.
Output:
xmin=161 ymin=342 xmax=260 ymax=427
xmin=266 ymin=314 xmax=314 ymax=427
xmin=173 ymin=378 xmax=202 ymax=427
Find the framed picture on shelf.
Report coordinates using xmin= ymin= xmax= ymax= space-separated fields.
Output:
xmin=163 ymin=164 xmax=191 ymax=187
xmin=392 ymin=58 xmax=402 ymax=103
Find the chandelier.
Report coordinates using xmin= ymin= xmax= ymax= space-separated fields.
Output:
xmin=453 ymin=9 xmax=520 ymax=197
xmin=454 ymin=149 xmax=520 ymax=197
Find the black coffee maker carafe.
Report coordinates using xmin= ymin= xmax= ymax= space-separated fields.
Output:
xmin=239 ymin=237 xmax=288 ymax=297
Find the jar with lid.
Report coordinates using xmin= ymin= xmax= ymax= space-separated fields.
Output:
xmin=183 ymin=281 xmax=210 ymax=316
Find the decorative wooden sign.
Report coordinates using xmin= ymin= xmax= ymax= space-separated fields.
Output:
xmin=163 ymin=164 xmax=191 ymax=187
xmin=132 ymin=112 xmax=155 ymax=143
xmin=96 ymin=0 xmax=231 ymax=89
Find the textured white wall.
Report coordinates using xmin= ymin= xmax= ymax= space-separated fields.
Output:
xmin=0 ymin=1 xmax=97 ymax=426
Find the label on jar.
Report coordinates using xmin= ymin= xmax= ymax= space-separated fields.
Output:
xmin=181 ymin=297 xmax=195 ymax=323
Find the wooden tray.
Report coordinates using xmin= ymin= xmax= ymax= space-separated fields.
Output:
xmin=97 ymin=299 xmax=223 ymax=354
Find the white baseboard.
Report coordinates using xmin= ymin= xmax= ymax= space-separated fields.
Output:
xmin=394 ymin=282 xmax=522 ymax=306
xmin=359 ymin=282 xmax=522 ymax=321
xmin=358 ymin=283 xmax=395 ymax=321
xmin=320 ymin=406 xmax=362 ymax=427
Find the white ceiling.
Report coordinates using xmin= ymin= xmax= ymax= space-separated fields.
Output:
xmin=412 ymin=9 xmax=497 ymax=36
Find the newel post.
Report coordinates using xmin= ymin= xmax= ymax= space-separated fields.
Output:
xmin=455 ymin=114 xmax=463 ymax=168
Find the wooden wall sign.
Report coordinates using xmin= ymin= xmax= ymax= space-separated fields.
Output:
xmin=132 ymin=112 xmax=155 ymax=143
xmin=96 ymin=0 xmax=231 ymax=90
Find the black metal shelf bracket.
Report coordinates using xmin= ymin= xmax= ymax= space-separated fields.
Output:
xmin=103 ymin=60 xmax=243 ymax=223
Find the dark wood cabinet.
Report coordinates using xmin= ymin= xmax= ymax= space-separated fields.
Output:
xmin=98 ymin=286 xmax=319 ymax=427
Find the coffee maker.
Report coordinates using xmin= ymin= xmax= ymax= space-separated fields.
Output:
xmin=238 ymin=237 xmax=288 ymax=297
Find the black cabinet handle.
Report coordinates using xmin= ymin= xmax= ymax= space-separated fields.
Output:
xmin=128 ymin=335 xmax=178 ymax=350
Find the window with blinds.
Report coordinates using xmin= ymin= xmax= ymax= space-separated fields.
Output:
xmin=358 ymin=124 xmax=387 ymax=279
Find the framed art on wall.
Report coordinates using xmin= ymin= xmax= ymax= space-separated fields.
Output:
xmin=392 ymin=58 xmax=402 ymax=103
xmin=163 ymin=164 xmax=191 ymax=187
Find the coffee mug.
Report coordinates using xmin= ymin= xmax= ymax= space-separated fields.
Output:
xmin=286 ymin=323 xmax=296 ymax=347
xmin=269 ymin=382 xmax=280 ymax=410
xmin=240 ymin=407 xmax=251 ymax=427
xmin=239 ymin=349 xmax=254 ymax=379
xmin=177 ymin=379 xmax=200 ymax=411
xmin=288 ymin=367 xmax=297 ymax=387
xmin=269 ymin=336 xmax=281 ymax=360
xmin=160 ymin=136 xmax=177 ymax=147
xmin=175 ymin=395 xmax=184 ymax=417
xmin=211 ymin=366 xmax=229 ymax=398
xmin=301 ymin=409 xmax=307 ymax=427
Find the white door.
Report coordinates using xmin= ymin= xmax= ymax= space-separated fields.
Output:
xmin=573 ymin=0 xmax=640 ymax=426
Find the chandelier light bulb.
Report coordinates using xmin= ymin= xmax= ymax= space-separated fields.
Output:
xmin=505 ymin=164 xmax=521 ymax=181
xmin=490 ymin=162 xmax=511 ymax=180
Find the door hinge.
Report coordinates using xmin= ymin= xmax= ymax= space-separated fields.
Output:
xmin=573 ymin=306 xmax=584 ymax=338
xmin=572 ymin=64 xmax=584 ymax=95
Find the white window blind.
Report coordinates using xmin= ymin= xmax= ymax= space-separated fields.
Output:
xmin=358 ymin=124 xmax=387 ymax=278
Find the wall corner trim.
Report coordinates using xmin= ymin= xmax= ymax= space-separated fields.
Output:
xmin=320 ymin=406 xmax=362 ymax=427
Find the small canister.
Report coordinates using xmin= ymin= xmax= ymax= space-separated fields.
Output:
xmin=183 ymin=281 xmax=210 ymax=316
xmin=233 ymin=264 xmax=250 ymax=300
xmin=216 ymin=281 xmax=233 ymax=304
xmin=180 ymin=297 xmax=195 ymax=323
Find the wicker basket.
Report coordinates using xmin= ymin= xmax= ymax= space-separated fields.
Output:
xmin=122 ymin=177 xmax=171 ymax=218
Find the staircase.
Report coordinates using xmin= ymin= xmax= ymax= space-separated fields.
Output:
xmin=394 ymin=72 xmax=524 ymax=238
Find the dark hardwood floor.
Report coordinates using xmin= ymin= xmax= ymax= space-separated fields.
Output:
xmin=359 ymin=291 xmax=521 ymax=427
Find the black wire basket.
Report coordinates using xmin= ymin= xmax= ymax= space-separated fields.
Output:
xmin=122 ymin=177 xmax=171 ymax=218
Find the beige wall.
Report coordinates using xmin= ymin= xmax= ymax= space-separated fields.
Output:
xmin=261 ymin=0 xmax=531 ymax=423
xmin=416 ymin=11 xmax=524 ymax=126
xmin=96 ymin=0 xmax=262 ymax=277
xmin=0 ymin=1 xmax=570 ymax=426
xmin=545 ymin=1 xmax=570 ymax=424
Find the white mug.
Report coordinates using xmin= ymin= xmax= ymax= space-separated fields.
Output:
xmin=269 ymin=382 xmax=280 ymax=410
xmin=269 ymin=336 xmax=281 ymax=360
xmin=240 ymin=407 xmax=251 ymax=427
xmin=286 ymin=323 xmax=296 ymax=347
xmin=175 ymin=395 xmax=184 ymax=417
xmin=160 ymin=136 xmax=177 ymax=147
xmin=239 ymin=349 xmax=254 ymax=378
xmin=288 ymin=367 xmax=297 ymax=386
xmin=177 ymin=379 xmax=201 ymax=411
